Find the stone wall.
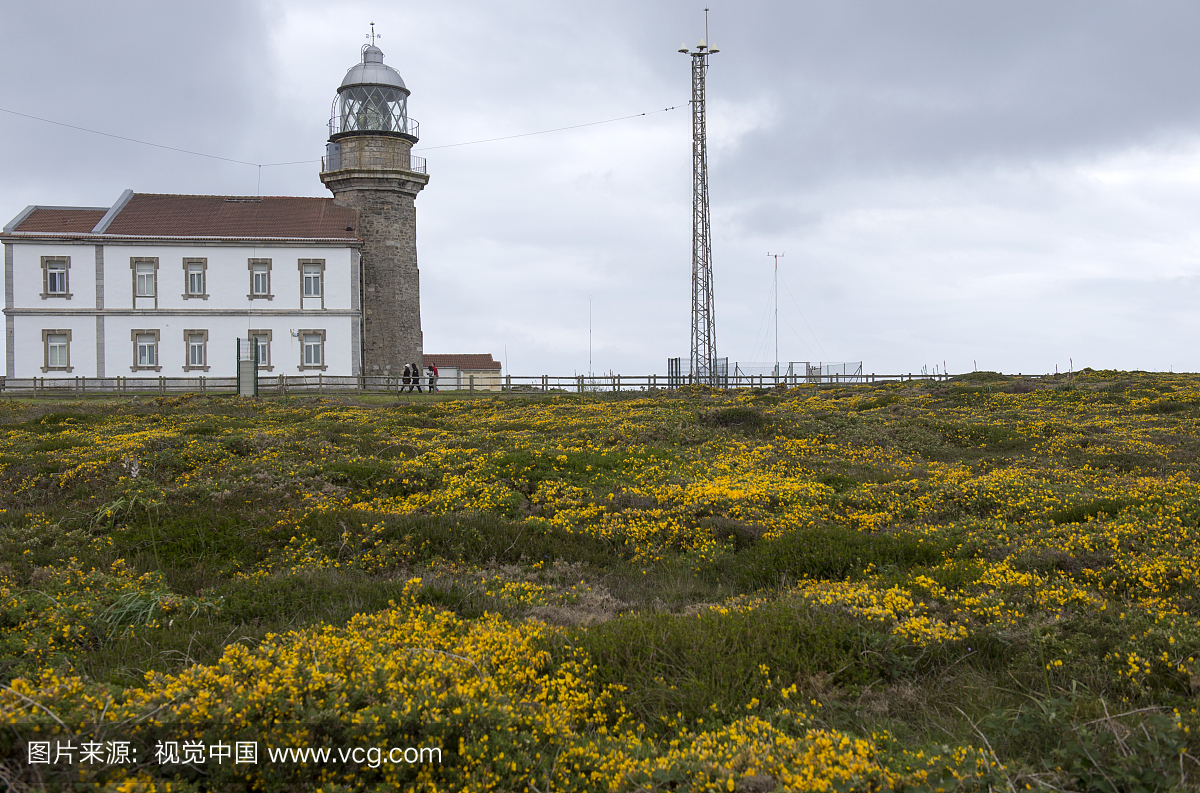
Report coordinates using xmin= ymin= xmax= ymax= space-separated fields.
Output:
xmin=321 ymin=135 xmax=429 ymax=376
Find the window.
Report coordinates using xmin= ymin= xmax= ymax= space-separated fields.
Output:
xmin=137 ymin=335 xmax=156 ymax=366
xmin=298 ymin=259 xmax=326 ymax=308
xmin=131 ymin=258 xmax=159 ymax=307
xmin=248 ymin=259 xmax=272 ymax=300
xmin=41 ymin=329 xmax=72 ymax=372
xmin=183 ymin=329 xmax=209 ymax=371
xmin=303 ymin=266 xmax=321 ymax=297
xmin=131 ymin=329 xmax=161 ymax=371
xmin=304 ymin=335 xmax=322 ymax=365
xmin=48 ymin=335 xmax=68 ymax=366
xmin=297 ymin=329 xmax=327 ymax=371
xmin=136 ymin=264 xmax=155 ymax=296
xmin=40 ymin=257 xmax=71 ymax=300
xmin=248 ymin=329 xmax=273 ymax=371
xmin=183 ymin=258 xmax=207 ymax=299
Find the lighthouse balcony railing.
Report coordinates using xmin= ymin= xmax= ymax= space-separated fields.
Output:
xmin=328 ymin=115 xmax=419 ymax=140
xmin=321 ymin=152 xmax=426 ymax=174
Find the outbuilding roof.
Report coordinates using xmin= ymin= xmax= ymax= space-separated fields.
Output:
xmin=423 ymin=354 xmax=502 ymax=371
xmin=3 ymin=192 xmax=360 ymax=241
xmin=8 ymin=207 xmax=109 ymax=234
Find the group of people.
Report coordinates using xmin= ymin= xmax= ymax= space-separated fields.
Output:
xmin=401 ymin=362 xmax=437 ymax=393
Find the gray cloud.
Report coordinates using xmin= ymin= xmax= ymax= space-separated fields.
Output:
xmin=3 ymin=1 xmax=1200 ymax=375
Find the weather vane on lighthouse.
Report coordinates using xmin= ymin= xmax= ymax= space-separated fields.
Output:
xmin=366 ymin=22 xmax=381 ymax=45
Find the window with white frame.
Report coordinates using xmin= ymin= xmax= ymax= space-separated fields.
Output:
xmin=138 ymin=334 xmax=156 ymax=366
xmin=248 ymin=259 xmax=272 ymax=299
xmin=135 ymin=263 xmax=156 ymax=297
xmin=48 ymin=335 xmax=68 ymax=366
xmin=184 ymin=330 xmax=209 ymax=371
xmin=131 ymin=330 xmax=161 ymax=371
xmin=298 ymin=259 xmax=326 ymax=308
xmin=303 ymin=265 xmax=321 ymax=297
xmin=248 ymin=329 xmax=272 ymax=370
xmin=40 ymin=257 xmax=71 ymax=299
xmin=183 ymin=259 xmax=207 ymax=299
xmin=298 ymin=329 xmax=327 ymax=370
xmin=41 ymin=329 xmax=72 ymax=372
xmin=304 ymin=334 xmax=322 ymax=366
xmin=131 ymin=258 xmax=159 ymax=308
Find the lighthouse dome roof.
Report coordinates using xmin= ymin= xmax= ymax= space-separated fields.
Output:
xmin=339 ymin=45 xmax=407 ymax=93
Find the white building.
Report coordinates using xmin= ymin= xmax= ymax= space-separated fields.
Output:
xmin=1 ymin=191 xmax=363 ymax=379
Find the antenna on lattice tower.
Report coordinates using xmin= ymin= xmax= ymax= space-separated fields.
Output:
xmin=679 ymin=11 xmax=719 ymax=385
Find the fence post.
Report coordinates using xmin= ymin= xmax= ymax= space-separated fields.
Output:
xmin=615 ymin=374 xmax=620 ymax=391
xmin=506 ymin=374 xmax=511 ymax=391
xmin=318 ymin=373 xmax=323 ymax=394
xmin=469 ymin=375 xmax=475 ymax=395
xmin=578 ymin=375 xmax=583 ymax=393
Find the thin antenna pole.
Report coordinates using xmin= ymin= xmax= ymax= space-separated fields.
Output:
xmin=768 ymin=252 xmax=784 ymax=377
xmin=589 ymin=296 xmax=592 ymax=377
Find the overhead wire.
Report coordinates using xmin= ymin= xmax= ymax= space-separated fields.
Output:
xmin=0 ymin=104 xmax=684 ymax=168
xmin=0 ymin=107 xmax=260 ymax=166
xmin=414 ymin=106 xmax=682 ymax=151
xmin=778 ymin=270 xmax=830 ymax=361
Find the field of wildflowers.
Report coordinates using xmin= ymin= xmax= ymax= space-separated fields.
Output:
xmin=1 ymin=370 xmax=1200 ymax=790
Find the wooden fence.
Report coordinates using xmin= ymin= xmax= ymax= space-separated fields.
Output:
xmin=0 ymin=370 xmax=1062 ymax=398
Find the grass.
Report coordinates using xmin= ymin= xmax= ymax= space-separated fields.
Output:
xmin=3 ymin=373 xmax=1200 ymax=790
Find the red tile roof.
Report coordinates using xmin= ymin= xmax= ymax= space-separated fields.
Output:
xmin=13 ymin=208 xmax=108 ymax=233
xmin=101 ymin=194 xmax=358 ymax=239
xmin=424 ymin=354 xmax=502 ymax=371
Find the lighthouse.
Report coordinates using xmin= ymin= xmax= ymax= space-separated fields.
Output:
xmin=320 ymin=39 xmax=429 ymax=377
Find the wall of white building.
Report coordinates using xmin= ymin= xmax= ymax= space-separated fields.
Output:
xmin=11 ymin=241 xmax=98 ymax=309
xmin=97 ymin=245 xmax=353 ymax=311
xmin=12 ymin=314 xmax=97 ymax=376
xmin=7 ymin=241 xmax=360 ymax=379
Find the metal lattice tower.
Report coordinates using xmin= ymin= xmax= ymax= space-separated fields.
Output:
xmin=680 ymin=30 xmax=718 ymax=385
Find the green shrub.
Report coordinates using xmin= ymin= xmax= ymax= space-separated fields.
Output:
xmin=719 ymin=525 xmax=946 ymax=589
xmin=702 ymin=406 xmax=767 ymax=431
xmin=572 ymin=602 xmax=872 ymax=731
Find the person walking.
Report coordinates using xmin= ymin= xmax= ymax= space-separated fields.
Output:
xmin=401 ymin=363 xmax=411 ymax=393
xmin=411 ymin=362 xmax=423 ymax=393
xmin=428 ymin=362 xmax=438 ymax=393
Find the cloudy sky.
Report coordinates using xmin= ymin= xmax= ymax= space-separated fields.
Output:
xmin=4 ymin=1 xmax=1200 ymax=376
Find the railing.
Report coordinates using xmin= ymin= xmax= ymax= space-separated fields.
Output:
xmin=321 ymin=153 xmax=427 ymax=175
xmin=328 ymin=114 xmax=419 ymax=140
xmin=0 ymin=371 xmax=1061 ymax=398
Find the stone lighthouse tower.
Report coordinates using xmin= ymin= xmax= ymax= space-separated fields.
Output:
xmin=321 ymin=40 xmax=429 ymax=376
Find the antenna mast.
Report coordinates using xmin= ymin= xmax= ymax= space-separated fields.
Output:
xmin=680 ymin=11 xmax=719 ymax=385
xmin=768 ymin=252 xmax=784 ymax=377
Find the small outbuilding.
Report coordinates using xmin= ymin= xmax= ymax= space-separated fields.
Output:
xmin=423 ymin=354 xmax=502 ymax=391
